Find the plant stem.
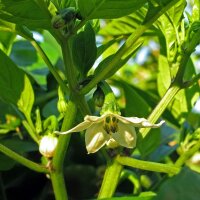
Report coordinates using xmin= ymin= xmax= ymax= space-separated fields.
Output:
xmin=0 ymin=143 xmax=48 ymax=173
xmin=22 ymin=120 xmax=39 ymax=144
xmin=30 ymin=39 xmax=67 ymax=91
xmin=79 ymin=0 xmax=179 ymax=95
xmin=139 ymin=84 xmax=180 ymax=138
xmin=98 ymin=159 xmax=123 ymax=199
xmin=116 ymin=156 xmax=180 ymax=175
xmin=51 ymin=101 xmax=77 ymax=200
xmin=50 ymin=37 xmax=90 ymax=200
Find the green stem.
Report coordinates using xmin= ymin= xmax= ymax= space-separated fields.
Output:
xmin=98 ymin=159 xmax=123 ymax=199
xmin=51 ymin=101 xmax=77 ymax=200
xmin=175 ymin=138 xmax=200 ymax=168
xmin=0 ymin=143 xmax=48 ymax=173
xmin=61 ymin=40 xmax=91 ymax=116
xmin=80 ymin=0 xmax=179 ymax=95
xmin=116 ymin=156 xmax=180 ymax=175
xmin=139 ymin=84 xmax=180 ymax=138
xmin=22 ymin=120 xmax=39 ymax=144
xmin=30 ymin=39 xmax=67 ymax=91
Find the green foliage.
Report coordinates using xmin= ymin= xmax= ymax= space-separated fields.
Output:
xmin=0 ymin=0 xmax=200 ymax=200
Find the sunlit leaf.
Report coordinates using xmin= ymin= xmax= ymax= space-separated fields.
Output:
xmin=78 ymin=0 xmax=147 ymax=19
xmin=0 ymin=49 xmax=34 ymax=116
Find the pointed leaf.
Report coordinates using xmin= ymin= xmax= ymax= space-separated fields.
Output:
xmin=72 ymin=23 xmax=97 ymax=75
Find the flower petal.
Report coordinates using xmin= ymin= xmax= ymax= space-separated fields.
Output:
xmin=106 ymin=138 xmax=119 ymax=149
xmin=85 ymin=122 xmax=110 ymax=153
xmin=111 ymin=121 xmax=136 ymax=148
xmin=84 ymin=115 xmax=105 ymax=123
xmin=55 ymin=121 xmax=92 ymax=135
xmin=117 ymin=115 xmax=165 ymax=128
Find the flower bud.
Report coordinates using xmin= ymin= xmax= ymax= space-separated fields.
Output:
xmin=51 ymin=8 xmax=76 ymax=29
xmin=39 ymin=135 xmax=58 ymax=158
xmin=93 ymin=87 xmax=105 ymax=107
xmin=51 ymin=15 xmax=66 ymax=29
xmin=57 ymin=86 xmax=68 ymax=114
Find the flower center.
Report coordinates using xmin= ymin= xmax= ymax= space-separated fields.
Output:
xmin=103 ymin=116 xmax=119 ymax=134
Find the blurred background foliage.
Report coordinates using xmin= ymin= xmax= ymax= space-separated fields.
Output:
xmin=0 ymin=0 xmax=200 ymax=199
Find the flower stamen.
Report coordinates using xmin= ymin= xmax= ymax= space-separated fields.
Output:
xmin=103 ymin=115 xmax=119 ymax=134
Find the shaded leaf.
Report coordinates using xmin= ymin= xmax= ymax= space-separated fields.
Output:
xmin=121 ymin=82 xmax=151 ymax=118
xmin=0 ymin=0 xmax=51 ymax=29
xmin=154 ymin=167 xmax=200 ymax=200
xmin=10 ymin=40 xmax=38 ymax=67
xmin=72 ymin=23 xmax=97 ymax=75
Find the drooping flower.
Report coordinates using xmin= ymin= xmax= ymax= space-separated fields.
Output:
xmin=56 ymin=113 xmax=164 ymax=154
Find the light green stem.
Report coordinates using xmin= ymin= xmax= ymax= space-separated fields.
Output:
xmin=30 ymin=39 xmax=67 ymax=91
xmin=98 ymin=159 xmax=123 ymax=199
xmin=51 ymin=101 xmax=77 ymax=200
xmin=50 ymin=38 xmax=90 ymax=200
xmin=0 ymin=143 xmax=48 ymax=173
xmin=139 ymin=84 xmax=180 ymax=138
xmin=116 ymin=156 xmax=180 ymax=175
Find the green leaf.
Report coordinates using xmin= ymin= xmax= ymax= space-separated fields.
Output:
xmin=0 ymin=31 xmax=16 ymax=53
xmin=94 ymin=39 xmax=143 ymax=79
xmin=0 ymin=0 xmax=51 ymax=29
xmin=138 ymin=128 xmax=161 ymax=157
xmin=10 ymin=40 xmax=38 ymax=67
xmin=78 ymin=0 xmax=147 ymax=19
xmin=72 ymin=23 xmax=97 ymax=75
xmin=50 ymin=0 xmax=76 ymax=9
xmin=99 ymin=8 xmax=148 ymax=37
xmin=157 ymin=55 xmax=171 ymax=97
xmin=154 ymin=167 xmax=200 ymax=200
xmin=155 ymin=0 xmax=186 ymax=58
xmin=0 ymin=137 xmax=37 ymax=171
xmin=121 ymin=82 xmax=151 ymax=118
xmin=191 ymin=0 xmax=200 ymax=22
xmin=0 ymin=49 xmax=34 ymax=116
xmin=169 ymin=59 xmax=199 ymax=124
xmin=0 ymin=154 xmax=15 ymax=171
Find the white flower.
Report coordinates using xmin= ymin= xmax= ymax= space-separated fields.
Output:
xmin=57 ymin=113 xmax=164 ymax=154
xmin=39 ymin=135 xmax=58 ymax=158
